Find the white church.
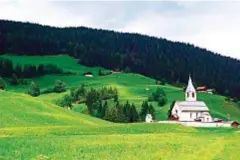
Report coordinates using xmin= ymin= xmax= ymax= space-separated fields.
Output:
xmin=170 ymin=76 xmax=213 ymax=122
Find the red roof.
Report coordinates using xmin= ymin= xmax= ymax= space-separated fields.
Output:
xmin=197 ymin=86 xmax=208 ymax=91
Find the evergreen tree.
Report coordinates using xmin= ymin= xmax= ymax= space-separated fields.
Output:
xmin=140 ymin=101 xmax=155 ymax=121
xmin=37 ymin=64 xmax=44 ymax=76
xmin=100 ymin=101 xmax=108 ymax=118
xmin=79 ymin=84 xmax=86 ymax=96
xmin=85 ymin=88 xmax=101 ymax=115
xmin=116 ymin=104 xmax=127 ymax=122
xmin=158 ymin=96 xmax=167 ymax=107
xmin=10 ymin=73 xmax=19 ymax=85
xmin=140 ymin=101 xmax=149 ymax=121
xmin=98 ymin=69 xmax=103 ymax=76
xmin=149 ymin=88 xmax=167 ymax=106
xmin=129 ymin=103 xmax=139 ymax=122
xmin=0 ymin=77 xmax=7 ymax=90
xmin=15 ymin=64 xmax=22 ymax=78
xmin=54 ymin=80 xmax=66 ymax=93
xmin=70 ymin=87 xmax=79 ymax=102
xmin=28 ymin=81 xmax=40 ymax=97
xmin=23 ymin=65 xmax=31 ymax=78
xmin=123 ymin=101 xmax=131 ymax=122
xmin=149 ymin=103 xmax=155 ymax=119
xmin=104 ymin=107 xmax=117 ymax=122
xmin=113 ymin=94 xmax=118 ymax=102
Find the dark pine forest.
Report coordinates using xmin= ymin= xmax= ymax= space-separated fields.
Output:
xmin=1 ymin=20 xmax=240 ymax=99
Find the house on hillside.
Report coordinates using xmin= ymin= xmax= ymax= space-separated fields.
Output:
xmin=111 ymin=69 xmax=121 ymax=73
xmin=83 ymin=72 xmax=93 ymax=77
xmin=197 ymin=86 xmax=214 ymax=94
xmin=170 ymin=76 xmax=213 ymax=122
xmin=196 ymin=86 xmax=208 ymax=92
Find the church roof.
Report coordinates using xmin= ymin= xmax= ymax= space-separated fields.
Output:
xmin=175 ymin=101 xmax=209 ymax=112
xmin=186 ymin=76 xmax=196 ymax=93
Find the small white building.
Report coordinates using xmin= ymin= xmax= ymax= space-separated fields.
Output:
xmin=145 ymin=114 xmax=153 ymax=123
xmin=171 ymin=76 xmax=213 ymax=122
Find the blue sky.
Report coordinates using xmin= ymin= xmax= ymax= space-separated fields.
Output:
xmin=0 ymin=1 xmax=240 ymax=59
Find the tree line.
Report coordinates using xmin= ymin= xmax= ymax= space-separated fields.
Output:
xmin=0 ymin=57 xmax=63 ymax=79
xmin=56 ymin=85 xmax=156 ymax=123
xmin=27 ymin=80 xmax=67 ymax=97
xmin=1 ymin=20 xmax=240 ymax=99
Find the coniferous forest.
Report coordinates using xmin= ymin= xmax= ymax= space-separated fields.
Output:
xmin=1 ymin=20 xmax=240 ymax=99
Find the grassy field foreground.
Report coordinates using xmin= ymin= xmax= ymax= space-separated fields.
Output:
xmin=0 ymin=93 xmax=239 ymax=160
xmin=0 ymin=82 xmax=239 ymax=160
xmin=1 ymin=126 xmax=239 ymax=160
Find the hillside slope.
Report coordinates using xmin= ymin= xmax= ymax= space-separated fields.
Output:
xmin=0 ymin=91 xmax=110 ymax=128
xmin=0 ymin=91 xmax=239 ymax=160
xmin=0 ymin=56 xmax=240 ymax=159
xmin=1 ymin=55 xmax=240 ymax=122
xmin=1 ymin=20 xmax=240 ymax=99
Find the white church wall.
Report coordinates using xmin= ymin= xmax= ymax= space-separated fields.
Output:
xmin=179 ymin=111 xmax=213 ymax=122
xmin=179 ymin=112 xmax=191 ymax=121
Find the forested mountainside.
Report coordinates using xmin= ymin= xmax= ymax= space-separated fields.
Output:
xmin=1 ymin=20 xmax=240 ymax=99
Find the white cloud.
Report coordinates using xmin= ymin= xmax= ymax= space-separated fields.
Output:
xmin=0 ymin=1 xmax=239 ymax=59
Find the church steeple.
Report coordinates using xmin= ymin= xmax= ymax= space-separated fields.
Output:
xmin=185 ymin=75 xmax=197 ymax=101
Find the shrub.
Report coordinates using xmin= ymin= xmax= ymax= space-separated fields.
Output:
xmin=28 ymin=81 xmax=40 ymax=97
xmin=158 ymin=96 xmax=167 ymax=107
xmin=148 ymin=88 xmax=167 ymax=106
xmin=10 ymin=74 xmax=19 ymax=85
xmin=70 ymin=84 xmax=86 ymax=102
xmin=56 ymin=95 xmax=73 ymax=108
xmin=54 ymin=80 xmax=66 ymax=93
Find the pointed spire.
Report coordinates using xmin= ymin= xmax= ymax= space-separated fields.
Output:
xmin=186 ymin=75 xmax=196 ymax=93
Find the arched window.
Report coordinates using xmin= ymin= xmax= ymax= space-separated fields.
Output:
xmin=192 ymin=92 xmax=195 ymax=98
xmin=187 ymin=92 xmax=189 ymax=97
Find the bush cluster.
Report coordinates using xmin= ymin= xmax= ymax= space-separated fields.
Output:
xmin=148 ymin=88 xmax=167 ymax=107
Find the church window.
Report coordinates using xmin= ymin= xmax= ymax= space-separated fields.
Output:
xmin=192 ymin=93 xmax=195 ymax=98
xmin=190 ymin=113 xmax=192 ymax=119
xmin=187 ymin=92 xmax=189 ymax=97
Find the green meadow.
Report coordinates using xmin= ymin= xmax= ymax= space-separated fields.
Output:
xmin=0 ymin=54 xmax=240 ymax=160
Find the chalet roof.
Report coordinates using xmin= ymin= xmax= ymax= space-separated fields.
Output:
xmin=197 ymin=86 xmax=208 ymax=91
xmin=176 ymin=101 xmax=209 ymax=112
xmin=186 ymin=76 xmax=196 ymax=93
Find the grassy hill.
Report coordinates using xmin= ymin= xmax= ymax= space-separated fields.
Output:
xmin=0 ymin=91 xmax=239 ymax=160
xmin=0 ymin=91 xmax=110 ymax=128
xmin=1 ymin=54 xmax=240 ymax=122
xmin=0 ymin=54 xmax=240 ymax=159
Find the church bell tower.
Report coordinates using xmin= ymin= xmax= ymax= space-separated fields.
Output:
xmin=185 ymin=75 xmax=197 ymax=101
